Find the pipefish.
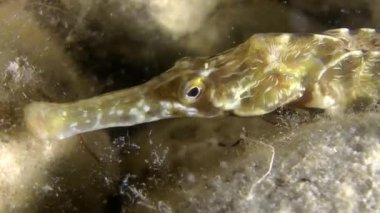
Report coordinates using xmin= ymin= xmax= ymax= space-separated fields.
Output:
xmin=24 ymin=28 xmax=380 ymax=140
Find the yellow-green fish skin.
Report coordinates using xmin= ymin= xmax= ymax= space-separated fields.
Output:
xmin=24 ymin=28 xmax=380 ymax=139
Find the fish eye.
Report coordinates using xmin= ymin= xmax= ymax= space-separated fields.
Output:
xmin=181 ymin=78 xmax=205 ymax=103
xmin=186 ymin=86 xmax=202 ymax=99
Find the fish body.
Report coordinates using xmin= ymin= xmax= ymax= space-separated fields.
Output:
xmin=24 ymin=28 xmax=380 ymax=139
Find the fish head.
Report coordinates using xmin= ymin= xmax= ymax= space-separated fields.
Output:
xmin=144 ymin=57 xmax=223 ymax=118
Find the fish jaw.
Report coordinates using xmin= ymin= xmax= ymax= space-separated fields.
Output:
xmin=23 ymin=82 xmax=216 ymax=140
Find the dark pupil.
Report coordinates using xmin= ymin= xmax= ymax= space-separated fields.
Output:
xmin=186 ymin=87 xmax=200 ymax=98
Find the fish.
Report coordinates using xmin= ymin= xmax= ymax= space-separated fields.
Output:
xmin=24 ymin=28 xmax=380 ymax=140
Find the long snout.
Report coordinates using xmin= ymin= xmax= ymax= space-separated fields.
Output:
xmin=24 ymin=84 xmax=181 ymax=140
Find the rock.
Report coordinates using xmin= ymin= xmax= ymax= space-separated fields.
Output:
xmin=121 ymin=113 xmax=380 ymax=212
xmin=28 ymin=0 xmax=321 ymax=90
xmin=0 ymin=0 xmax=119 ymax=211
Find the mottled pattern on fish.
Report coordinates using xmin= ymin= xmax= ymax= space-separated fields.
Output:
xmin=24 ymin=28 xmax=380 ymax=139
